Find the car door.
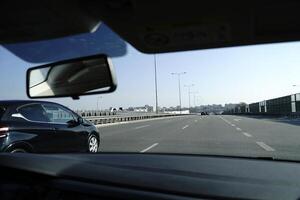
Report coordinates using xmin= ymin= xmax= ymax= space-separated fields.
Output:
xmin=15 ymin=103 xmax=58 ymax=153
xmin=42 ymin=103 xmax=88 ymax=152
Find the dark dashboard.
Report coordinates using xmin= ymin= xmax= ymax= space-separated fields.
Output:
xmin=0 ymin=153 xmax=300 ymax=200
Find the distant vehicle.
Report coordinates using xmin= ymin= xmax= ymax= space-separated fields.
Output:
xmin=0 ymin=100 xmax=100 ymax=153
xmin=110 ymin=107 xmax=117 ymax=114
xmin=201 ymin=112 xmax=208 ymax=115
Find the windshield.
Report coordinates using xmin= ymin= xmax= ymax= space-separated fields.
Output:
xmin=2 ymin=23 xmax=300 ymax=160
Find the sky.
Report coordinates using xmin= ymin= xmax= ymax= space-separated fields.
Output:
xmin=1 ymin=26 xmax=300 ymax=111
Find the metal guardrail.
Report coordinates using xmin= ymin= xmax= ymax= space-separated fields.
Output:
xmin=77 ymin=111 xmax=117 ymax=117
xmin=83 ymin=113 xmax=183 ymax=125
xmin=76 ymin=111 xmax=160 ymax=117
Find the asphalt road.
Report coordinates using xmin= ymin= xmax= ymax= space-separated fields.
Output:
xmin=98 ymin=115 xmax=300 ymax=161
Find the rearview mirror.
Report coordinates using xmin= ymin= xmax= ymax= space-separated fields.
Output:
xmin=26 ymin=54 xmax=117 ymax=99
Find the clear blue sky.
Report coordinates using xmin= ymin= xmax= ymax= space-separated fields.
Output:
xmin=1 ymin=27 xmax=300 ymax=110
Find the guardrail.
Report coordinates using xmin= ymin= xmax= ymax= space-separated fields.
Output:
xmin=82 ymin=113 xmax=184 ymax=125
xmin=76 ymin=111 xmax=118 ymax=117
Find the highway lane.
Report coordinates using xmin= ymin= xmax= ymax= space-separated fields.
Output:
xmin=98 ymin=115 xmax=300 ymax=160
xmin=99 ymin=116 xmax=194 ymax=152
xmin=221 ymin=115 xmax=300 ymax=160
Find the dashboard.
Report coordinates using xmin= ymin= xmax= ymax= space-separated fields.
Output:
xmin=0 ymin=153 xmax=300 ymax=199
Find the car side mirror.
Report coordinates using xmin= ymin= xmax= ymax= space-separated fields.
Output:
xmin=77 ymin=117 xmax=84 ymax=124
xmin=67 ymin=119 xmax=79 ymax=127
xmin=26 ymin=54 xmax=117 ymax=100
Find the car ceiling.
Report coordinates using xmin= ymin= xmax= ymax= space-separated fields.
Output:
xmin=2 ymin=0 xmax=300 ymax=54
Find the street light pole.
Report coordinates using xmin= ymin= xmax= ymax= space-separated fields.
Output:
xmin=293 ymin=84 xmax=300 ymax=89
xmin=171 ymin=72 xmax=187 ymax=113
xmin=184 ymin=84 xmax=194 ymax=110
xmin=194 ymin=95 xmax=201 ymax=106
xmin=97 ymin=96 xmax=102 ymax=111
xmin=190 ymin=92 xmax=199 ymax=107
xmin=154 ymin=54 xmax=159 ymax=114
xmin=292 ymin=84 xmax=300 ymax=95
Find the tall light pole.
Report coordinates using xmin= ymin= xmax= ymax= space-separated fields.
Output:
xmin=97 ymin=96 xmax=102 ymax=111
xmin=292 ymin=85 xmax=300 ymax=95
xmin=190 ymin=92 xmax=199 ymax=107
xmin=154 ymin=54 xmax=159 ymax=114
xmin=171 ymin=72 xmax=187 ymax=113
xmin=194 ymin=95 xmax=201 ymax=106
xmin=293 ymin=84 xmax=300 ymax=89
xmin=184 ymin=84 xmax=194 ymax=110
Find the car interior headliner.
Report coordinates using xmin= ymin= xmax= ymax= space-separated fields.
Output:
xmin=1 ymin=0 xmax=300 ymax=54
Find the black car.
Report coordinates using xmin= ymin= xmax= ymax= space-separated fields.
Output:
xmin=0 ymin=100 xmax=100 ymax=153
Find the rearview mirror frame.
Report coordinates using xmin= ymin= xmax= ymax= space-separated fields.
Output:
xmin=26 ymin=54 xmax=117 ymax=99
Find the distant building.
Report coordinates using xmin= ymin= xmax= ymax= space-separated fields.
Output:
xmin=134 ymin=107 xmax=147 ymax=112
xmin=127 ymin=107 xmax=134 ymax=111
xmin=163 ymin=104 xmax=229 ymax=114
xmin=133 ymin=105 xmax=153 ymax=112
xmin=224 ymin=103 xmax=238 ymax=110
xmin=145 ymin=105 xmax=154 ymax=112
xmin=164 ymin=110 xmax=190 ymax=114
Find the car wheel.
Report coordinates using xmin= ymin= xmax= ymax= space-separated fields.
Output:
xmin=10 ymin=148 xmax=27 ymax=153
xmin=88 ymin=135 xmax=99 ymax=153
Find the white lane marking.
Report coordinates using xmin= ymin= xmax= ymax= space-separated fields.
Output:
xmin=134 ymin=125 xmax=150 ymax=130
xmin=231 ymin=124 xmax=236 ymax=127
xmin=234 ymin=119 xmax=241 ymax=122
xmin=256 ymin=142 xmax=275 ymax=152
xmin=182 ymin=125 xmax=189 ymax=129
xmin=236 ymin=127 xmax=241 ymax=131
xmin=219 ymin=116 xmax=227 ymax=120
xmin=242 ymin=132 xmax=252 ymax=137
xmin=219 ymin=116 xmax=234 ymax=125
xmin=194 ymin=120 xmax=198 ymax=122
xmin=140 ymin=143 xmax=159 ymax=153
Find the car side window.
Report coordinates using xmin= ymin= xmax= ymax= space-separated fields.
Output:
xmin=18 ymin=104 xmax=50 ymax=122
xmin=42 ymin=104 xmax=75 ymax=124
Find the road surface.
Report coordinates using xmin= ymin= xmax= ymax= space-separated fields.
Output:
xmin=98 ymin=115 xmax=300 ymax=161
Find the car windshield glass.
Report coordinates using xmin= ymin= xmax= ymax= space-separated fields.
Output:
xmin=2 ymin=23 xmax=300 ymax=160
